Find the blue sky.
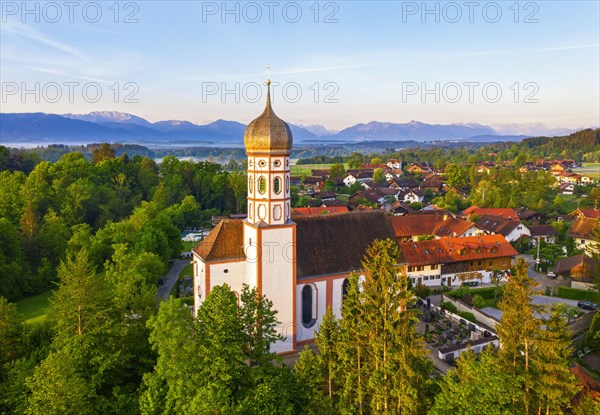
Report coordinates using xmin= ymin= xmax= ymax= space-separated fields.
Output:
xmin=1 ymin=1 xmax=599 ymax=130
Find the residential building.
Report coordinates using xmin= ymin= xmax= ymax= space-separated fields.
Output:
xmin=400 ymin=234 xmax=517 ymax=287
xmin=475 ymin=214 xmax=531 ymax=242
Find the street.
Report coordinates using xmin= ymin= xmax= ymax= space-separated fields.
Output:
xmin=156 ymin=259 xmax=190 ymax=301
xmin=521 ymin=254 xmax=570 ymax=289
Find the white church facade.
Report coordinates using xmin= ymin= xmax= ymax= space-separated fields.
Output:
xmin=192 ymin=80 xmax=397 ymax=354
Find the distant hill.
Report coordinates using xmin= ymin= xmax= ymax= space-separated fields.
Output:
xmin=1 ymin=111 xmax=593 ymax=147
xmin=334 ymin=120 xmax=497 ymax=141
xmin=517 ymin=128 xmax=600 ymax=155
xmin=0 ymin=112 xmax=319 ymax=144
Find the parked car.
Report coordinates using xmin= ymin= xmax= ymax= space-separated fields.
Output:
xmin=547 ymin=271 xmax=556 ymax=279
xmin=577 ymin=301 xmax=598 ymax=311
xmin=462 ymin=281 xmax=480 ymax=287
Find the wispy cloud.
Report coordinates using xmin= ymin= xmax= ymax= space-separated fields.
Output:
xmin=1 ymin=21 xmax=92 ymax=64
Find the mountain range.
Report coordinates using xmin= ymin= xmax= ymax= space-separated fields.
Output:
xmin=0 ymin=111 xmax=584 ymax=145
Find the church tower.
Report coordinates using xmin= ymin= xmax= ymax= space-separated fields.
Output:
xmin=243 ymin=79 xmax=296 ymax=353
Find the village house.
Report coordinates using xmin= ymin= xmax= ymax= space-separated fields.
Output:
xmin=387 ymin=159 xmax=402 ymax=169
xmin=554 ymin=254 xmax=599 ymax=288
xmin=528 ymin=224 xmax=558 ymax=245
xmin=390 ymin=212 xmax=480 ymax=242
xmin=400 ymin=234 xmax=517 ymax=287
xmin=399 ymin=189 xmax=425 ymax=204
xmin=349 ymin=188 xmax=389 ymax=207
xmin=343 ymin=170 xmax=373 ymax=187
xmin=568 ymin=209 xmax=600 ymax=251
xmin=388 ymin=177 xmax=419 ymax=191
xmin=312 ymin=190 xmax=337 ymax=202
xmin=406 ymin=162 xmax=431 ymax=174
xmin=463 ymin=206 xmax=520 ymax=221
xmin=515 ymin=208 xmax=545 ymax=224
xmin=475 ymin=214 xmax=531 ymax=242
xmin=559 ymin=183 xmax=576 ymax=195
xmin=421 ymin=174 xmax=443 ymax=193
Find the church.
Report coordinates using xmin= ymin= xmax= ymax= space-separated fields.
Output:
xmin=192 ymin=80 xmax=398 ymax=354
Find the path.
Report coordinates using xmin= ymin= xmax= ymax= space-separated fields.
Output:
xmin=157 ymin=259 xmax=190 ymax=301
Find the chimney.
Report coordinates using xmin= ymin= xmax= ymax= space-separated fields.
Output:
xmin=443 ymin=213 xmax=448 ymax=221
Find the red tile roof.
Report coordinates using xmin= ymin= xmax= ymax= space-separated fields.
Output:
xmin=569 ymin=216 xmax=598 ymax=239
xmin=193 ymin=220 xmax=245 ymax=262
xmin=400 ymin=234 xmax=517 ymax=266
xmin=390 ymin=213 xmax=475 ymax=239
xmin=463 ymin=206 xmax=520 ymax=221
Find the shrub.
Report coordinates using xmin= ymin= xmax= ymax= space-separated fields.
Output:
xmin=414 ymin=282 xmax=431 ymax=299
xmin=471 ymin=294 xmax=486 ymax=309
xmin=443 ymin=301 xmax=458 ymax=313
xmin=458 ymin=311 xmax=477 ymax=323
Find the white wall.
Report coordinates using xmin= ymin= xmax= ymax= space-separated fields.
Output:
xmin=209 ymin=261 xmax=247 ymax=294
xmin=258 ymin=226 xmax=296 ymax=354
xmin=296 ymin=280 xmax=327 ymax=342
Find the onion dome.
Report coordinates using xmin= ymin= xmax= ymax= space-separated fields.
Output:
xmin=244 ymin=80 xmax=293 ymax=154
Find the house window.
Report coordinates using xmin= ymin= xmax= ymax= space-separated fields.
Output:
xmin=469 ymin=261 xmax=474 ymax=266
xmin=273 ymin=177 xmax=281 ymax=194
xmin=408 ymin=266 xmax=414 ymax=272
xmin=416 ymin=266 xmax=424 ymax=272
xmin=431 ymin=264 xmax=438 ymax=270
xmin=342 ymin=278 xmax=350 ymax=301
xmin=258 ymin=176 xmax=266 ymax=195
xmin=302 ymin=284 xmax=317 ymax=328
xmin=477 ymin=261 xmax=482 ymax=267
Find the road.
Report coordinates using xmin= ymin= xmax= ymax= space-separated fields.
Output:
xmin=521 ymin=254 xmax=570 ymax=289
xmin=156 ymin=259 xmax=190 ymax=301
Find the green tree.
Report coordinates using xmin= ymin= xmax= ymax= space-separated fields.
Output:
xmin=496 ymin=257 xmax=578 ymax=414
xmin=329 ymin=163 xmax=347 ymax=179
xmin=227 ymin=170 xmax=247 ymax=214
xmin=91 ymin=143 xmax=116 ymax=164
xmin=337 ymin=239 xmax=433 ymax=414
xmin=430 ymin=348 xmax=518 ymax=415
xmin=373 ymin=168 xmax=386 ymax=185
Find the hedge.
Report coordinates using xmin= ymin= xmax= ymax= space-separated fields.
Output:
xmin=447 ymin=286 xmax=503 ymax=300
xmin=458 ymin=311 xmax=477 ymax=323
xmin=555 ymin=287 xmax=598 ymax=302
xmin=443 ymin=301 xmax=458 ymax=313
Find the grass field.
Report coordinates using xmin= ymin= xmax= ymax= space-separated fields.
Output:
xmin=290 ymin=163 xmax=333 ymax=176
xmin=573 ymin=162 xmax=600 ymax=180
xmin=16 ymin=290 xmax=53 ymax=324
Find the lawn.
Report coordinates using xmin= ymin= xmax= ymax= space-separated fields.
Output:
xmin=16 ymin=290 xmax=53 ymax=324
xmin=574 ymin=162 xmax=600 ymax=180
xmin=290 ymin=163 xmax=350 ymax=176
xmin=182 ymin=240 xmax=198 ymax=252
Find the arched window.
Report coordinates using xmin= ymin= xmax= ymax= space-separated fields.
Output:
xmin=248 ymin=176 xmax=254 ymax=194
xmin=258 ymin=176 xmax=266 ymax=195
xmin=273 ymin=177 xmax=281 ymax=194
xmin=342 ymin=278 xmax=350 ymax=300
xmin=286 ymin=176 xmax=290 ymax=193
xmin=302 ymin=284 xmax=317 ymax=327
